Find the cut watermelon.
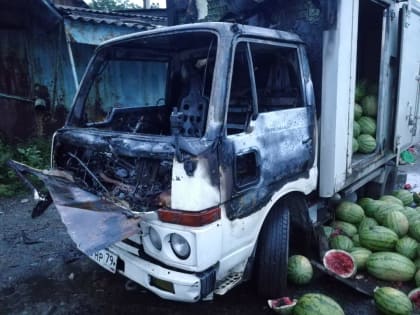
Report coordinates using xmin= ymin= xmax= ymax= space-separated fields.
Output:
xmin=408 ymin=288 xmax=420 ymax=310
xmin=267 ymin=297 xmax=297 ymax=314
xmin=323 ymin=249 xmax=357 ymax=278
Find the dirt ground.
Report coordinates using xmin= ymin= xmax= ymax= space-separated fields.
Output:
xmin=2 ymin=151 xmax=420 ymax=315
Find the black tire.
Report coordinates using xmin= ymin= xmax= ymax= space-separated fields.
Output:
xmin=255 ymin=204 xmax=290 ymax=298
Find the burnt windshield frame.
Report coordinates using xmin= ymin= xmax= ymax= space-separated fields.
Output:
xmin=67 ymin=30 xmax=220 ymax=139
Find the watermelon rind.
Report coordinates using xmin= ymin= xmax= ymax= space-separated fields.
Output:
xmin=366 ymin=252 xmax=416 ymax=282
xmin=374 ymin=287 xmax=412 ymax=315
xmin=287 ymin=255 xmax=313 ymax=285
xmin=293 ymin=293 xmax=345 ymax=315
xmin=336 ymin=201 xmax=365 ymax=224
xmin=323 ymin=249 xmax=356 ymax=278
xmin=408 ymin=288 xmax=420 ymax=311
xmin=267 ymin=298 xmax=297 ymax=315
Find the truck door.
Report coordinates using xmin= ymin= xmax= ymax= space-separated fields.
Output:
xmin=394 ymin=0 xmax=420 ymax=151
xmin=222 ymin=40 xmax=315 ymax=219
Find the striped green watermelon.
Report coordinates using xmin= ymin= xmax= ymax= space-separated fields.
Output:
xmin=287 ymin=255 xmax=313 ymax=285
xmin=414 ymin=192 xmax=420 ymax=205
xmin=354 ymin=103 xmax=363 ymax=120
xmin=380 ymin=195 xmax=404 ymax=206
xmin=357 ymin=197 xmax=374 ymax=209
xmin=418 ymin=243 xmax=420 ymax=258
xmin=358 ymin=134 xmax=376 ymax=154
xmin=358 ymin=116 xmax=376 ymax=136
xmin=414 ymin=257 xmax=420 ymax=269
xmin=355 ymin=80 xmax=368 ymax=103
xmin=366 ymin=252 xmax=415 ymax=281
xmin=374 ymin=287 xmax=412 ymax=315
xmin=395 ymin=236 xmax=418 ymax=260
xmin=322 ymin=226 xmax=334 ymax=239
xmin=349 ymin=247 xmax=371 ymax=270
xmin=409 ymin=220 xmax=420 ymax=242
xmin=361 ymin=95 xmax=378 ymax=117
xmin=359 ymin=226 xmax=398 ymax=252
xmin=399 ymin=206 xmax=417 ymax=220
xmin=336 ymin=201 xmax=365 ymax=224
xmin=393 ymin=189 xmax=414 ymax=206
xmin=330 ymin=235 xmax=354 ymax=251
xmin=293 ymin=293 xmax=345 ymax=315
xmin=360 ymin=199 xmax=385 ymax=218
xmin=352 ymin=234 xmax=360 ymax=246
xmin=383 ymin=211 xmax=409 ymax=237
xmin=374 ymin=202 xmax=404 ymax=224
xmin=331 ymin=221 xmax=358 ymax=237
xmin=352 ymin=138 xmax=359 ymax=154
xmin=353 ymin=121 xmax=361 ymax=139
xmin=416 ymin=270 xmax=420 ymax=287
xmin=358 ymin=217 xmax=378 ymax=232
xmin=406 ymin=211 xmax=420 ymax=222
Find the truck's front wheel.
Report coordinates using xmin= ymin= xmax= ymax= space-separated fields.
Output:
xmin=255 ymin=205 xmax=290 ymax=297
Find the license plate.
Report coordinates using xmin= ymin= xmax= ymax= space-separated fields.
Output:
xmin=90 ymin=249 xmax=118 ymax=273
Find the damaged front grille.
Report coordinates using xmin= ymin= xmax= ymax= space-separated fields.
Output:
xmin=56 ymin=144 xmax=172 ymax=211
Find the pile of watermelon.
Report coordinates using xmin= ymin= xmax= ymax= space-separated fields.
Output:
xmin=353 ymin=80 xmax=377 ymax=155
xmin=323 ymin=188 xmax=420 ymax=313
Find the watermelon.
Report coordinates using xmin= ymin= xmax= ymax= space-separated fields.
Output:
xmin=374 ymin=202 xmax=404 ymax=224
xmin=357 ymin=197 xmax=374 ymax=209
xmin=366 ymin=252 xmax=416 ymax=281
xmin=383 ymin=211 xmax=409 ymax=237
xmin=360 ymin=199 xmax=385 ymax=218
xmin=354 ymin=104 xmax=363 ymax=120
xmin=409 ymin=221 xmax=420 ymax=242
xmin=395 ymin=236 xmax=418 ymax=259
xmin=416 ymin=270 xmax=420 ymax=287
xmin=349 ymin=247 xmax=371 ymax=270
xmin=358 ymin=116 xmax=376 ymax=136
xmin=330 ymin=235 xmax=353 ymax=251
xmin=323 ymin=249 xmax=356 ymax=278
xmin=414 ymin=257 xmax=420 ymax=269
xmin=399 ymin=206 xmax=417 ymax=220
xmin=414 ymin=192 xmax=420 ymax=205
xmin=358 ymin=134 xmax=376 ymax=154
xmin=287 ymin=255 xmax=313 ymax=285
xmin=359 ymin=226 xmax=398 ymax=252
xmin=335 ymin=201 xmax=365 ymax=224
xmin=293 ymin=293 xmax=344 ymax=315
xmin=352 ymin=234 xmax=360 ymax=246
xmin=380 ymin=195 xmax=404 ymax=206
xmin=408 ymin=288 xmax=420 ymax=311
xmin=374 ymin=287 xmax=412 ymax=315
xmin=361 ymin=95 xmax=378 ymax=117
xmin=358 ymin=217 xmax=378 ymax=232
xmin=393 ymin=189 xmax=414 ymax=206
xmin=267 ymin=297 xmax=297 ymax=315
xmin=352 ymin=138 xmax=359 ymax=154
xmin=331 ymin=221 xmax=358 ymax=237
xmin=355 ymin=80 xmax=368 ymax=103
xmin=418 ymin=243 xmax=420 ymax=258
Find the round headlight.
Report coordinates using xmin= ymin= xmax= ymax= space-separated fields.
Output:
xmin=170 ymin=233 xmax=190 ymax=260
xmin=149 ymin=227 xmax=162 ymax=250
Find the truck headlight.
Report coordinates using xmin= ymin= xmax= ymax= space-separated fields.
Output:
xmin=170 ymin=233 xmax=190 ymax=259
xmin=149 ymin=227 xmax=162 ymax=250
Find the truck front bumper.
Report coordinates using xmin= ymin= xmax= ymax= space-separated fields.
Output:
xmin=100 ymin=245 xmax=216 ymax=302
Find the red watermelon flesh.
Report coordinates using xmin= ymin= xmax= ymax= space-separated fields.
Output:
xmin=323 ymin=249 xmax=356 ymax=278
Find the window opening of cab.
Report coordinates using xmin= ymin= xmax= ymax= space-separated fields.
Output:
xmin=71 ymin=32 xmax=218 ymax=138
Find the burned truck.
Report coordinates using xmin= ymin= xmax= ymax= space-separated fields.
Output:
xmin=9 ymin=0 xmax=420 ymax=302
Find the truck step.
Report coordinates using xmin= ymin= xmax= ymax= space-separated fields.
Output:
xmin=214 ymin=272 xmax=243 ymax=295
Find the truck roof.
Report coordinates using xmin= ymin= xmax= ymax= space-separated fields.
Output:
xmin=99 ymin=22 xmax=304 ymax=49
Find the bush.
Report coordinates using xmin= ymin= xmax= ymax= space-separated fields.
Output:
xmin=0 ymin=137 xmax=51 ymax=197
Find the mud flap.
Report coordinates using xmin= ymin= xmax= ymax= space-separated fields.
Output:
xmin=8 ymin=160 xmax=147 ymax=255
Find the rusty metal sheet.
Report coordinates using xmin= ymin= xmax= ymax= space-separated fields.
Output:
xmin=8 ymin=160 xmax=147 ymax=255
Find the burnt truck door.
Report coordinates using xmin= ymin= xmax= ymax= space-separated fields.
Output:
xmin=221 ymin=39 xmax=315 ymax=220
xmin=394 ymin=0 xmax=420 ymax=152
